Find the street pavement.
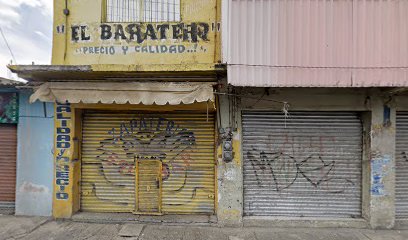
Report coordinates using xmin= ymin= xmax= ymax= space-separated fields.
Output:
xmin=1 ymin=215 xmax=408 ymax=240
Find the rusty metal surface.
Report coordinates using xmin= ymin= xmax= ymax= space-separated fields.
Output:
xmin=242 ymin=111 xmax=362 ymax=217
xmin=80 ymin=111 xmax=215 ymax=214
xmin=0 ymin=125 xmax=17 ymax=204
xmin=227 ymin=0 xmax=408 ymax=87
xmin=396 ymin=112 xmax=408 ymax=219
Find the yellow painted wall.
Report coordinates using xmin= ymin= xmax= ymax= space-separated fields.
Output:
xmin=52 ymin=0 xmax=221 ymax=71
xmin=53 ymin=103 xmax=82 ymax=218
xmin=53 ymin=103 xmax=75 ymax=218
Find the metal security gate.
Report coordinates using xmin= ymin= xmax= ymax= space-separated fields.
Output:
xmin=242 ymin=111 xmax=362 ymax=218
xmin=396 ymin=112 xmax=408 ymax=219
xmin=0 ymin=125 xmax=17 ymax=212
xmin=81 ymin=111 xmax=215 ymax=214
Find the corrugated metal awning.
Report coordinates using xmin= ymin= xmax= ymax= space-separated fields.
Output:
xmin=30 ymin=82 xmax=215 ymax=105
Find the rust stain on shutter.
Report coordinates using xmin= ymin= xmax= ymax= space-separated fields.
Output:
xmin=81 ymin=111 xmax=215 ymax=214
xmin=0 ymin=125 xmax=17 ymax=207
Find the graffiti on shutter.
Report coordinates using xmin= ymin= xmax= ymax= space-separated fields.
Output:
xmin=242 ymin=111 xmax=362 ymax=218
xmin=81 ymin=112 xmax=215 ymax=214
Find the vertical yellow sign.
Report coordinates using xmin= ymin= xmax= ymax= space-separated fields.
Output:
xmin=53 ymin=103 xmax=74 ymax=218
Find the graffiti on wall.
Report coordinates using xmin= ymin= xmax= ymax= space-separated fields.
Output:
xmin=0 ymin=93 xmax=18 ymax=124
xmin=55 ymin=103 xmax=72 ymax=200
xmin=371 ymin=154 xmax=391 ymax=196
xmin=246 ymin=135 xmax=356 ymax=194
xmin=86 ymin=116 xmax=210 ymax=208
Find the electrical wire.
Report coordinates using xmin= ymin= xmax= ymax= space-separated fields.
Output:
xmin=0 ymin=26 xmax=17 ymax=64
xmin=213 ymin=92 xmax=288 ymax=104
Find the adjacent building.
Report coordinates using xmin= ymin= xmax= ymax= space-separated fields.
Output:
xmin=0 ymin=77 xmax=54 ymax=217
xmin=15 ymin=89 xmax=54 ymax=217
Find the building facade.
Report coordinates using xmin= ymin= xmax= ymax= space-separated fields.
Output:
xmin=0 ymin=78 xmax=19 ymax=215
xmin=9 ymin=0 xmax=408 ymax=230
xmin=219 ymin=0 xmax=408 ymax=229
xmin=15 ymin=90 xmax=55 ymax=216
xmin=11 ymin=0 xmax=224 ymax=221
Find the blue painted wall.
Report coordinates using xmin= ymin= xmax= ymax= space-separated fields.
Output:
xmin=15 ymin=90 xmax=54 ymax=216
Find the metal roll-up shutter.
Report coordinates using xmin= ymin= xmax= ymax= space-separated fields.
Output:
xmin=81 ymin=111 xmax=215 ymax=214
xmin=396 ymin=112 xmax=408 ymax=219
xmin=242 ymin=111 xmax=362 ymax=218
xmin=0 ymin=124 xmax=17 ymax=211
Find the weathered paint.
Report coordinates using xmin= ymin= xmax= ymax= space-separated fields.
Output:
xmin=53 ymin=103 xmax=81 ymax=218
xmin=52 ymin=0 xmax=221 ymax=70
xmin=72 ymin=102 xmax=215 ymax=112
xmin=15 ymin=90 xmax=54 ymax=216
xmin=226 ymin=0 xmax=408 ymax=87
xmin=367 ymin=97 xmax=396 ymax=229
xmin=232 ymin=88 xmax=400 ymax=228
xmin=52 ymin=103 xmax=217 ymax=218
xmin=135 ymin=160 xmax=163 ymax=214
xmin=216 ymin=87 xmax=244 ymax=227
xmin=232 ymin=130 xmax=241 ymax=167
xmin=80 ymin=112 xmax=216 ymax=214
xmin=371 ymin=154 xmax=392 ymax=197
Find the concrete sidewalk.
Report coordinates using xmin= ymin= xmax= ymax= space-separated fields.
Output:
xmin=1 ymin=215 xmax=408 ymax=240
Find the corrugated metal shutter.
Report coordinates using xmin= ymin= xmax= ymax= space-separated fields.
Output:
xmin=136 ymin=160 xmax=162 ymax=214
xmin=242 ymin=111 xmax=362 ymax=218
xmin=0 ymin=124 xmax=17 ymax=211
xmin=81 ymin=111 xmax=215 ymax=214
xmin=396 ymin=112 xmax=408 ymax=219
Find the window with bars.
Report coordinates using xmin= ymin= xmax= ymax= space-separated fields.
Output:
xmin=106 ymin=0 xmax=181 ymax=22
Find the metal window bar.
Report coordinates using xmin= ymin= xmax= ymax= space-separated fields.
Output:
xmin=106 ymin=0 xmax=180 ymax=22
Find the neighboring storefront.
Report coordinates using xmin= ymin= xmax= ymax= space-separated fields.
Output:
xmin=0 ymin=81 xmax=19 ymax=214
xmin=396 ymin=112 xmax=408 ymax=219
xmin=0 ymin=124 xmax=17 ymax=212
xmin=222 ymin=0 xmax=408 ymax=228
xmin=242 ymin=111 xmax=363 ymax=218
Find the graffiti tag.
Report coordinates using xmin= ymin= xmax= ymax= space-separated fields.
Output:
xmin=89 ymin=117 xmax=207 ymax=207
